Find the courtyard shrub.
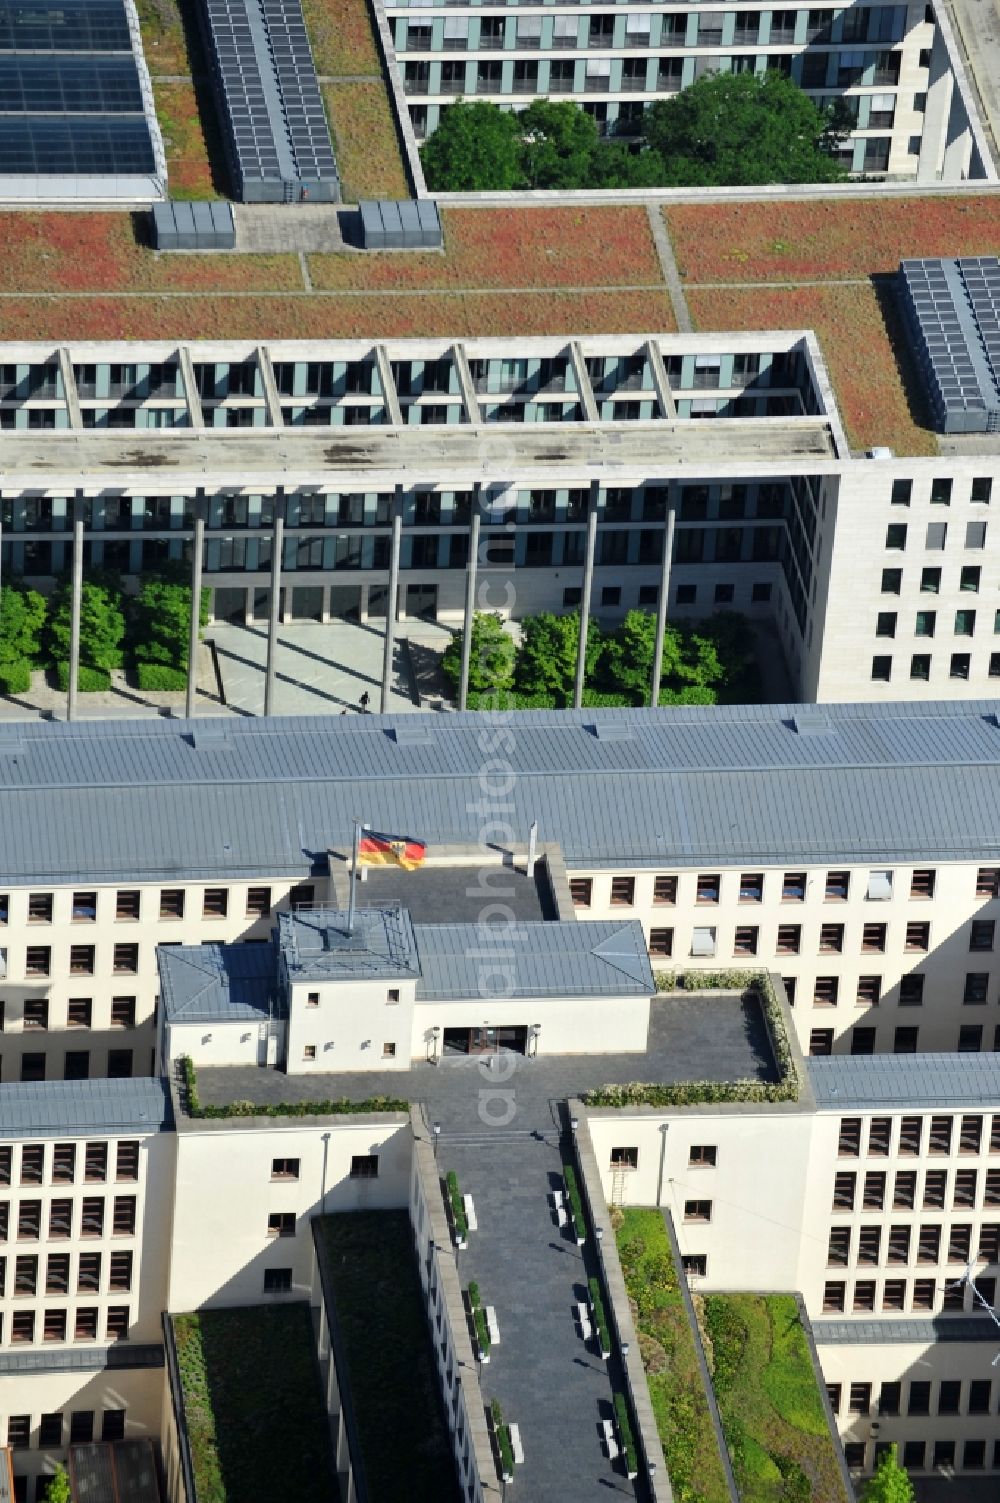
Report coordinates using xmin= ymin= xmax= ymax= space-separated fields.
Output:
xmin=446 ymin=1169 xmax=469 ymax=1240
xmin=54 ymin=661 xmax=112 ymax=692
xmin=491 ymin=1399 xmax=515 ymax=1478
xmin=0 ymin=660 xmax=31 ymax=693
xmin=137 ymin=662 xmax=188 ymax=691
xmin=563 ymin=1162 xmax=587 ymax=1241
xmin=614 ymin=1391 xmax=639 ymax=1475
xmin=588 ymin=1275 xmax=611 ymax=1354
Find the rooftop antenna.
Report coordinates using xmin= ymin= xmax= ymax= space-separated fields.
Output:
xmin=347 ymin=819 xmax=362 ymax=935
xmin=527 ymin=820 xmax=538 ymax=873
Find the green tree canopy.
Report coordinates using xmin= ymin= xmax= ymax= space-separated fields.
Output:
xmin=441 ymin=611 xmax=516 ymax=696
xmin=860 ymin=1446 xmax=915 ymax=1503
xmin=42 ymin=1468 xmax=72 ymax=1503
xmin=0 ymin=582 xmax=46 ymax=665
xmin=131 ymin=578 xmax=210 ymax=668
xmin=519 ymin=99 xmax=602 ymax=188
xmin=516 ymin=611 xmax=602 ymax=704
xmin=420 ymin=99 xmax=523 ymax=190
xmin=46 ymin=575 xmax=125 ymax=670
xmin=643 ymin=70 xmax=849 ymax=185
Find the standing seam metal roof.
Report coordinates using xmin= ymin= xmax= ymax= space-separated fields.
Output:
xmin=809 ymin=1053 xmax=1000 ymax=1109
xmin=3 ymin=702 xmax=1000 ymax=884
xmin=0 ymin=1078 xmax=172 ymax=1138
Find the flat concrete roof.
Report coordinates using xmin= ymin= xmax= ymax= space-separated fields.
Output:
xmin=0 ymin=416 xmax=838 ymax=493
xmin=356 ymin=861 xmax=554 ymax=923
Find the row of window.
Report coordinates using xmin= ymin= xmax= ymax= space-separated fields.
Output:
xmin=0 ymin=1248 xmax=133 ymax=1296
xmin=571 ymin=866 xmax=1000 ymax=908
xmin=1 ymin=1049 xmax=139 ymax=1084
xmin=837 ymin=1113 xmax=994 ymax=1159
xmin=6 ymin=1408 xmax=125 ymax=1449
xmin=643 ymin=919 xmax=990 ymax=962
xmin=808 ymin=1022 xmax=1000 ymax=1055
xmin=885 ymin=519 xmax=988 ymax=551
xmin=871 ymin=651 xmax=1000 ymax=683
xmin=833 ymin=1376 xmax=994 ymax=1418
xmin=0 ymin=1306 xmax=130 ymax=1344
xmin=0 ymin=1142 xmax=139 ymax=1187
xmin=845 ymin=1437 xmax=996 ymax=1474
xmin=823 ymin=1274 xmax=991 ymax=1313
xmin=876 ymin=604 xmax=997 ymax=638
xmin=0 ymin=1196 xmax=137 ymax=1241
xmin=833 ymin=1167 xmax=1000 ymax=1212
xmin=828 ymin=1222 xmax=999 ymax=1267
xmin=0 ymin=885 xmax=293 ymax=926
xmin=7 ymin=998 xmax=136 ymax=1030
xmin=610 ymin=1144 xmax=717 ymax=1169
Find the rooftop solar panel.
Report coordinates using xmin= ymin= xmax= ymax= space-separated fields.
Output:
xmin=899 ymin=257 xmax=1000 ymax=433
xmin=0 ymin=0 xmax=132 ymax=51
xmin=0 ymin=54 xmax=143 ymax=112
xmin=0 ymin=115 xmax=156 ymax=173
xmin=200 ymin=0 xmax=339 ymax=200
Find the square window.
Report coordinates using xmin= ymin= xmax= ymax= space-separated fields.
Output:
xmin=611 ymin=876 xmax=635 ymax=906
xmin=822 ymin=1281 xmax=845 ymax=1311
xmin=115 ymin=890 xmax=140 ymax=921
xmin=809 ymin=1028 xmax=833 ymax=1056
xmin=825 ymin=871 xmax=849 ymax=901
xmin=926 ymin=520 xmax=947 ymax=549
xmin=930 ymin=477 xmax=952 ymax=505
xmin=782 ymin=872 xmax=806 ymax=901
xmin=39 ymin=1413 xmax=63 ymax=1448
xmin=382 ymin=1041 xmax=397 ymax=1058
xmin=112 ymin=944 xmax=138 ymax=975
xmin=971 ymin=477 xmax=993 ymax=503
xmin=203 ymin=888 xmax=229 ymax=919
xmin=951 ymin=652 xmax=971 ymax=679
xmin=562 ymin=587 xmax=581 ymax=608
xmin=875 ymin=611 xmax=896 ymax=637
xmin=303 ymin=1045 xmax=316 ymax=1061
xmin=111 ymin=997 xmax=136 ymax=1029
xmin=306 ymin=992 xmax=320 ymax=1007
xmin=908 ymin=1381 xmax=931 ymax=1414
xmin=977 ymin=867 xmax=1000 ymax=898
xmin=70 ymin=1411 xmax=94 ymax=1444
xmin=856 ymin=975 xmax=881 ymax=1006
xmin=351 ymin=1155 xmax=379 ymax=1179
xmin=653 ymin=875 xmax=677 ymax=905
xmin=902 ymin=1441 xmax=925 ymax=1469
xmin=108 ymin=1049 xmax=132 ymax=1078
xmin=955 ymin=608 xmax=977 ymax=636
xmin=264 ymin=1267 xmax=293 ymax=1294
xmin=570 ymin=878 xmax=592 ymax=908
xmin=899 ymin=974 xmax=925 ymax=1006
xmin=246 ymin=886 xmax=272 ymax=919
xmin=894 ymin=1026 xmax=919 ymax=1053
xmin=649 ymin=927 xmax=673 ymax=957
xmin=696 ymin=873 xmax=720 ymax=904
xmin=72 ymin=891 xmax=97 ymax=922
xmin=910 ymin=868 xmax=935 ymax=899
xmin=74 ymin=1308 xmax=98 ymax=1341
xmin=160 ymin=889 xmax=185 ymax=920
xmin=28 ymin=892 xmax=53 ymax=923
xmin=106 ymin=1307 xmax=130 ymax=1340
xmin=733 ymin=926 xmax=758 ymax=957
xmin=905 ymin=921 xmax=930 ymax=952
xmin=966 ymin=520 xmax=988 ymax=549
xmin=751 ymin=582 xmax=771 ymax=603
xmin=738 ymin=872 xmax=763 ymax=902
xmin=23 ymin=998 xmax=49 ymax=1030
xmin=914 ymin=610 xmax=936 ymax=637
xmin=885 ymin=523 xmax=907 ymax=549
xmin=820 ymin=923 xmax=844 ymax=953
xmin=960 ymin=1024 xmax=983 ymax=1052
xmin=675 ymin=584 xmax=696 ymax=606
xmin=961 ymin=565 xmax=981 ymax=592
xmin=25 ymin=945 xmax=50 ymax=977
xmin=862 ymin=923 xmax=886 ymax=953
xmin=891 ymin=478 xmax=912 ymax=505
xmin=776 ymin=925 xmax=801 ymax=956
xmin=814 ymin=977 xmax=839 ymax=1007
xmin=851 ymin=1027 xmax=876 ymax=1055
xmin=910 ymin=653 xmax=931 ymax=680
xmin=67 ymin=998 xmax=92 ymax=1028
xmin=971 ymin=920 xmax=995 ymax=951
xmin=921 ymin=566 xmax=941 ymax=593
xmin=689 ymin=1145 xmax=717 ymax=1167
xmin=871 ymin=655 xmax=892 ymax=682
xmin=881 ymin=568 xmax=902 ymax=594
xmin=271 ymin=1157 xmax=300 ymax=1180
xmin=267 ymin=1212 xmax=295 ymax=1238
xmin=102 ymin=1409 xmax=126 ymax=1443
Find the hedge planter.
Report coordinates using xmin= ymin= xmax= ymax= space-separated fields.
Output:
xmin=491 ymin=1399 xmax=515 ymax=1484
xmin=446 ymin=1170 xmax=469 ymax=1248
xmin=614 ymin=1392 xmax=639 ymax=1481
xmin=468 ymin=1282 xmax=491 ymax=1363
xmin=563 ymin=1162 xmax=587 ymax=1246
xmin=588 ymin=1276 xmax=612 ymax=1360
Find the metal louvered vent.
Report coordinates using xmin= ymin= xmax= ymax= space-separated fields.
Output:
xmin=898 ymin=257 xmax=1000 ymax=434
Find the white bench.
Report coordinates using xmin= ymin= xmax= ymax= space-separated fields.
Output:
xmin=509 ymin=1423 xmax=524 ymax=1465
xmin=463 ymin=1193 xmax=478 ymax=1231
xmin=575 ymin=1301 xmax=593 ymax=1339
xmin=551 ymin=1189 xmax=564 ymax=1209
xmin=485 ymin=1305 xmax=500 ymax=1345
xmin=601 ymin=1419 xmax=619 ymax=1460
xmin=557 ymin=1204 xmax=568 ymax=1228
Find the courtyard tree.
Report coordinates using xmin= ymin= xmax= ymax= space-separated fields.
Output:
xmin=519 ymin=99 xmax=602 ymax=188
xmin=643 ymin=70 xmax=850 ymax=186
xmin=860 ymin=1446 xmax=915 ymax=1503
xmin=515 ymin=611 xmax=602 ymax=704
xmin=441 ymin=611 xmax=516 ymax=697
xmin=131 ymin=575 xmax=210 ymax=668
xmin=420 ymin=100 xmax=523 ymax=190
xmin=0 ymin=581 xmax=46 ymax=667
xmin=46 ymin=574 xmax=126 ymax=673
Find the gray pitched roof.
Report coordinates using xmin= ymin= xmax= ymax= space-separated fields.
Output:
xmin=0 ymin=1078 xmax=172 ymax=1138
xmin=809 ymin=1053 xmax=1000 ymax=1110
xmin=4 ymin=700 xmax=1000 ymax=884
xmin=413 ymin=919 xmax=654 ymax=1000
xmin=158 ymin=942 xmax=281 ymax=1024
xmin=812 ymin=1318 xmax=996 ymax=1345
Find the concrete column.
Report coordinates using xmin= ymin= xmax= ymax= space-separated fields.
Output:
xmin=185 ymin=494 xmax=205 ymax=719
xmin=458 ymin=508 xmax=481 ymax=711
xmin=58 ymin=348 xmax=83 ymax=429
xmin=67 ymin=494 xmax=84 ymax=722
xmin=177 ymin=346 xmax=204 ymax=429
xmin=380 ymin=496 xmax=403 ymax=713
xmin=573 ymin=486 xmax=599 ymax=710
xmin=650 ymin=505 xmax=677 ymax=709
xmin=264 ymin=491 xmax=285 ymax=717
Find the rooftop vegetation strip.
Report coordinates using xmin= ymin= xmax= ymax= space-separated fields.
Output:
xmin=703 ymin=1293 xmax=852 ymax=1503
xmin=318 ymin=1212 xmax=461 ymax=1501
xmin=171 ymin=1304 xmax=337 ymax=1503
xmin=616 ymin=1208 xmax=733 ymax=1503
xmin=584 ymin=972 xmax=799 ymax=1108
xmin=179 ymin=1056 xmax=407 ymax=1117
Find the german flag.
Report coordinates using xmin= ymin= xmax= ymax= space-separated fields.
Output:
xmin=358 ymin=830 xmax=427 ymax=870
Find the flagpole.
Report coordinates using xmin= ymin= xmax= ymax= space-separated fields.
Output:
xmin=347 ymin=819 xmax=362 ymax=934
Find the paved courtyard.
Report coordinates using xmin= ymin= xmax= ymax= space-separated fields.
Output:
xmin=207 ymin=619 xmax=453 ymax=717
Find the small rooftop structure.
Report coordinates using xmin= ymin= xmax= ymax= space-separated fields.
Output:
xmin=279 ymin=904 xmax=421 ymax=982
xmin=413 ymin=920 xmax=654 ymax=1000
xmin=158 ymin=942 xmax=281 ymax=1024
xmin=152 ymin=200 xmax=236 ymax=251
xmin=809 ymin=1051 xmax=1000 ymax=1110
xmin=899 ymin=257 xmax=1000 ymax=433
xmin=69 ymin=1440 xmax=161 ymax=1503
xmin=0 ymin=1077 xmax=172 ymax=1139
